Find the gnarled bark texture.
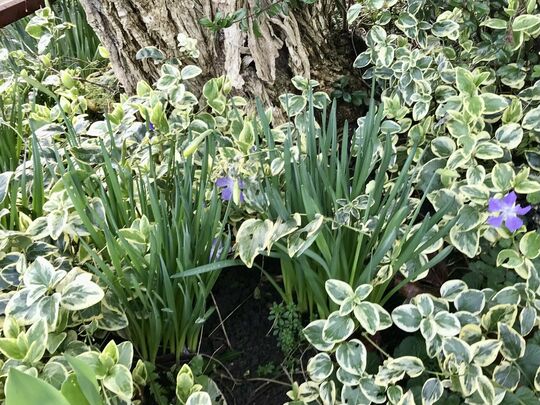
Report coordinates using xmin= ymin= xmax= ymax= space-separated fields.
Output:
xmin=79 ymin=0 xmax=355 ymax=102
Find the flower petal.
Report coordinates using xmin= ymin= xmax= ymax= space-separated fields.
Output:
xmin=487 ymin=215 xmax=504 ymax=228
xmin=502 ymin=191 xmax=517 ymax=207
xmin=488 ymin=197 xmax=504 ymax=213
xmin=220 ymin=187 xmax=233 ymax=201
xmin=515 ymin=204 xmax=532 ymax=216
xmin=505 ymin=215 xmax=523 ymax=232
xmin=216 ymin=177 xmax=233 ymax=188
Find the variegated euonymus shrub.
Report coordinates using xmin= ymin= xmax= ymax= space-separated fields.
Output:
xmin=4 ymin=256 xmax=103 ymax=330
xmin=2 ymin=335 xmax=220 ymax=405
xmin=287 ymin=277 xmax=540 ymax=404
xmin=348 ymin=0 xmax=540 ymax=258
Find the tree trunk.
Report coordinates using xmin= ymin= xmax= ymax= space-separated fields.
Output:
xmin=79 ymin=0 xmax=356 ymax=103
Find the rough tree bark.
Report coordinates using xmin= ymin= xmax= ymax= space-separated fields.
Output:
xmin=79 ymin=0 xmax=356 ymax=103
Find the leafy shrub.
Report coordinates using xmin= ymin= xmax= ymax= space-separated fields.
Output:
xmin=349 ymin=0 xmax=540 ymax=259
xmin=288 ymin=277 xmax=540 ymax=404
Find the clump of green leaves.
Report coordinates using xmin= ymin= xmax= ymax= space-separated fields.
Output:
xmin=288 ymin=276 xmax=540 ymax=404
xmin=348 ymin=0 xmax=540 ymax=259
xmin=234 ymin=87 xmax=453 ymax=317
xmin=269 ymin=302 xmax=304 ymax=355
xmin=331 ymin=76 xmax=369 ymax=107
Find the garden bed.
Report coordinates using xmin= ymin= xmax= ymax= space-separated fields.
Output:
xmin=3 ymin=1 xmax=540 ymax=405
xmin=202 ymin=266 xmax=290 ymax=405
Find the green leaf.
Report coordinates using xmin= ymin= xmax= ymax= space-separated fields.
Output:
xmin=186 ymin=392 xmax=212 ymax=405
xmin=303 ymin=320 xmax=334 ymax=352
xmin=421 ymin=378 xmax=444 ymax=405
xmin=336 ymin=339 xmax=366 ymax=376
xmin=442 ymin=337 xmax=472 ymax=364
xmin=455 ymin=67 xmax=477 ymax=96
xmin=497 ymin=249 xmax=523 ymax=268
xmin=504 ymin=387 xmax=539 ymax=405
xmin=61 ymin=280 xmax=104 ymax=311
xmin=65 ymin=355 xmax=103 ymax=405
xmin=456 ymin=205 xmax=482 ymax=232
xmin=520 ymin=306 xmax=537 ymax=336
xmin=391 ymin=304 xmax=422 ymax=332
xmin=47 ymin=209 xmax=68 ymax=240
xmin=519 ymin=231 xmax=540 ymax=259
xmin=24 ymin=257 xmax=59 ymax=288
xmin=347 ymin=4 xmax=362 ymax=25
xmin=103 ymin=364 xmax=133 ymax=401
xmin=481 ymin=304 xmax=518 ymax=331
xmin=464 ymin=95 xmax=485 ymax=117
xmin=322 ymin=312 xmax=355 ymax=343
xmin=455 ymin=290 xmax=485 ymax=314
xmin=499 ymin=323 xmax=525 ymax=360
xmin=307 ymin=353 xmax=334 ymax=383
xmin=279 ymin=94 xmax=307 ymax=116
xmin=481 ymin=18 xmax=508 ymax=29
xmin=476 ymin=375 xmax=495 ymax=405
xmin=514 ymin=179 xmax=540 ymax=193
xmin=432 ymin=19 xmax=459 ymax=38
xmin=61 ymin=375 xmax=91 ymax=405
xmin=379 ymin=46 xmax=395 ymax=68
xmin=495 ymin=123 xmax=523 ymax=149
xmin=6 ymin=368 xmax=71 ymax=405
xmin=492 ymin=163 xmax=515 ymax=192
xmin=0 ymin=338 xmax=26 ymax=360
xmin=353 ymin=302 xmax=380 ymax=335
xmin=475 ymin=141 xmax=504 ymax=159
xmin=0 ymin=171 xmax=13 ymax=205
xmin=472 ymin=339 xmax=501 ymax=367
xmin=181 ymin=65 xmax=202 ymax=80
xmin=420 ymin=318 xmax=437 ymax=341
xmin=135 ymin=46 xmax=165 ymax=61
xmin=38 ymin=294 xmax=62 ymax=330
xmin=24 ymin=319 xmax=48 ymax=364
xmin=388 ymin=356 xmax=424 ymax=378
xmin=440 ymin=279 xmax=468 ymax=300
xmin=450 ymin=227 xmax=479 ymax=258
xmin=287 ymin=214 xmax=324 ymax=257
xmin=431 ymin=137 xmax=456 ymax=158
xmin=236 ymin=219 xmax=273 ymax=267
xmin=369 ymin=25 xmax=386 ymax=43
xmin=433 ymin=312 xmax=461 ymax=337
xmin=481 ymin=93 xmax=509 ymax=114
xmin=493 ymin=361 xmax=520 ymax=390
xmin=522 ymin=105 xmax=540 ymax=131
xmin=319 ymin=381 xmax=336 ymax=404
xmin=354 ymin=284 xmax=373 ymax=301
xmin=325 ymin=280 xmax=354 ymax=305
xmin=503 ymin=98 xmax=523 ymax=123
xmin=512 ymin=14 xmax=540 ymax=33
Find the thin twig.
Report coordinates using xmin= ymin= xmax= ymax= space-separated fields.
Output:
xmin=211 ymin=291 xmax=232 ymax=349
xmin=208 ymin=293 xmax=252 ymax=337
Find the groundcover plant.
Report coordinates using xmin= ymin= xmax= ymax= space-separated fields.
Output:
xmin=1 ymin=0 xmax=540 ymax=404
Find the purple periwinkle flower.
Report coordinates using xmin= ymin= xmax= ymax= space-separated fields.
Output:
xmin=216 ymin=176 xmax=244 ymax=203
xmin=487 ymin=191 xmax=531 ymax=232
xmin=210 ymin=238 xmax=229 ymax=260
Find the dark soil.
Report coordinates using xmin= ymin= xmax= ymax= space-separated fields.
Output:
xmin=201 ymin=264 xmax=290 ymax=405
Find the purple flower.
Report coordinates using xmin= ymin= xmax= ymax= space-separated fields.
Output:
xmin=487 ymin=191 xmax=531 ymax=232
xmin=148 ymin=122 xmax=155 ymax=131
xmin=210 ymin=238 xmax=229 ymax=260
xmin=216 ymin=176 xmax=244 ymax=202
